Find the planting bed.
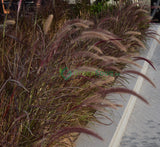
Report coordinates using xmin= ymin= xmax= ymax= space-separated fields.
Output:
xmin=0 ymin=1 xmax=158 ymax=147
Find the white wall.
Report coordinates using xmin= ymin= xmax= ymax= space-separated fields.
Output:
xmin=66 ymin=0 xmax=150 ymax=5
xmin=66 ymin=0 xmax=113 ymax=4
xmin=90 ymin=0 xmax=96 ymax=4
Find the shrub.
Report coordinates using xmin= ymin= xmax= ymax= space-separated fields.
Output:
xmin=90 ymin=0 xmax=111 ymax=16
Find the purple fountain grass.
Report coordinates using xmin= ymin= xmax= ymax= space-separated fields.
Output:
xmin=100 ymin=87 xmax=149 ymax=104
xmin=49 ymin=127 xmax=103 ymax=146
xmin=0 ymin=1 xmax=158 ymax=146
xmin=122 ymin=70 xmax=156 ymax=87
xmin=133 ymin=56 xmax=156 ymax=70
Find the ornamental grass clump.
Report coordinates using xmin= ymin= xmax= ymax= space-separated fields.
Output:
xmin=0 ymin=1 xmax=157 ymax=147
